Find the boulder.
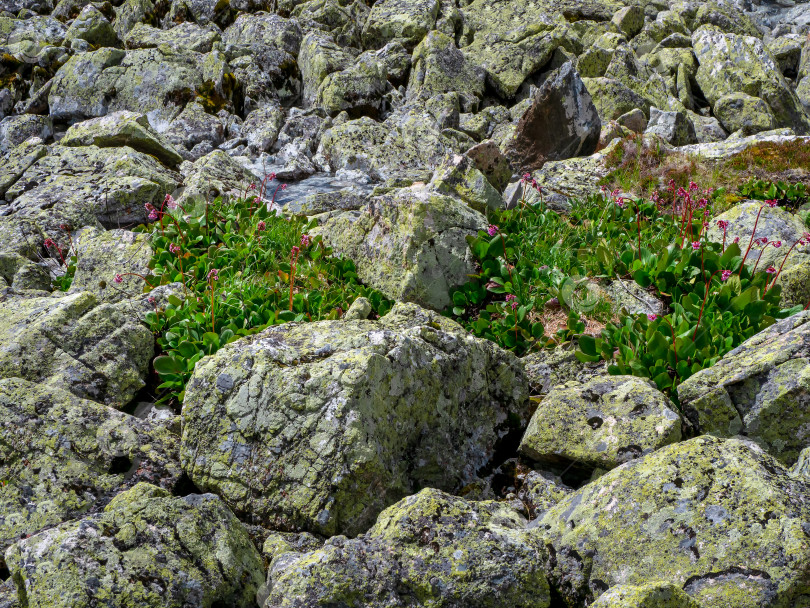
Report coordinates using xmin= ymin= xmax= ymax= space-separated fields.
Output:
xmin=291 ymin=0 xmax=368 ymax=48
xmin=67 ymin=228 xmax=153 ymax=303
xmin=5 ymin=483 xmax=265 ymax=608
xmin=692 ymin=25 xmax=810 ymax=134
xmin=175 ymin=150 xmax=255 ymax=210
xmin=3 ymin=144 xmax=180 ymax=232
xmin=180 ymin=302 xmax=529 ymax=536
xmin=316 ymin=53 xmax=388 ymax=117
xmin=0 ymin=115 xmax=52 ymax=151
xmin=113 ymin=0 xmax=156 ymax=40
xmin=60 ymin=111 xmax=183 ymax=167
xmin=0 ymin=138 xmax=47 ymax=199
xmin=678 ymin=310 xmax=810 ymax=466
xmin=408 ymin=29 xmax=484 ymax=103
xmin=63 ymin=3 xmax=118 ymax=47
xmin=0 ymin=291 xmax=153 ymax=407
xmin=259 ymin=489 xmax=550 ymax=608
xmin=519 ymin=376 xmax=682 ymax=471
xmin=0 ymin=216 xmax=45 ymax=260
xmin=123 ymin=21 xmax=220 ymax=53
xmin=313 ymin=186 xmax=487 ymax=309
xmin=242 ymin=103 xmax=285 ymax=154
xmin=465 ymin=139 xmax=512 ymax=192
xmin=714 ymin=92 xmax=776 ymax=136
xmin=521 ymin=346 xmax=606 ymax=396
xmin=428 ymin=153 xmax=501 ymax=212
xmin=0 ymin=379 xmax=182 ymax=562
xmin=583 ymin=77 xmax=651 ymax=121
xmin=361 ymin=0 xmax=439 ymax=49
xmin=591 ymin=582 xmax=702 ymax=608
xmin=0 ymin=252 xmax=51 ymax=291
xmin=537 ymin=436 xmax=810 ymax=608
xmin=162 ymin=102 xmax=226 ymax=161
xmin=504 ymin=62 xmax=600 ymax=172
xmin=611 ymin=5 xmax=644 ymax=38
xmin=687 ymin=110 xmax=728 ymax=144
xmin=644 ymin=108 xmax=697 ymax=146
xmin=297 ymin=31 xmax=355 ymax=107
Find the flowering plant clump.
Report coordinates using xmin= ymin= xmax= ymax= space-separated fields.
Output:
xmin=131 ymin=193 xmax=392 ymax=403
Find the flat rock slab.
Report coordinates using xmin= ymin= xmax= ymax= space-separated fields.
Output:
xmin=518 ymin=376 xmax=682 ymax=470
xmin=181 ymin=302 xmax=529 ymax=536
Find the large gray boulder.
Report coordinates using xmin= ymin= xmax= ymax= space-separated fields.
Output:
xmin=408 ymin=29 xmax=484 ymax=103
xmin=0 ymin=379 xmax=182 ymax=563
xmin=361 ymin=0 xmax=439 ymax=49
xmin=259 ymin=489 xmax=550 ymax=608
xmin=537 ymin=435 xmax=810 ymax=608
xmin=313 ymin=185 xmax=486 ymax=310
xmin=180 ymin=302 xmax=529 ymax=536
xmin=678 ymin=310 xmax=810 ymax=466
xmin=504 ymin=63 xmax=600 ymax=172
xmin=5 ymin=483 xmax=265 ymax=608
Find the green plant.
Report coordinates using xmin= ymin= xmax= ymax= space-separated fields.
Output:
xmin=135 ymin=194 xmax=392 ymax=403
xmin=737 ymin=178 xmax=808 ymax=210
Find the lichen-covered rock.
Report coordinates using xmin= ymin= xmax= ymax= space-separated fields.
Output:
xmin=4 ymin=144 xmax=180 ymax=232
xmin=687 ymin=110 xmax=728 ymax=144
xmin=465 ymin=139 xmax=512 ymax=192
xmin=591 ymin=582 xmax=703 ymax=608
xmin=677 ymin=310 xmax=810 ymax=466
xmin=162 ymin=102 xmax=226 ymax=161
xmin=790 ymin=446 xmax=810 ymax=481
xmin=0 ymin=252 xmax=50 ymax=291
xmin=0 ymin=138 xmax=46 ymax=199
xmin=313 ymin=186 xmax=486 ymax=309
xmin=48 ymin=47 xmax=210 ymax=126
xmin=223 ymin=11 xmax=302 ymax=55
xmin=64 ymin=3 xmax=119 ymax=47
xmin=175 ymin=149 xmax=255 ymax=211
xmin=583 ymin=77 xmax=651 ymax=122
xmin=611 ymin=5 xmax=644 ymax=38
xmin=0 ymin=291 xmax=153 ymax=407
xmin=519 ymin=376 xmax=682 ymax=470
xmin=677 ymin=133 xmax=810 ymax=160
xmin=429 ymin=153 xmax=501 ymax=212
xmin=316 ymin=52 xmax=388 ymax=117
xmin=5 ymin=482 xmax=264 ymax=608
xmin=181 ymin=302 xmax=529 ymax=536
xmin=259 ymin=489 xmax=550 ymax=608
xmin=361 ymin=0 xmax=438 ymax=50
xmin=0 ymin=379 xmax=182 ymax=562
xmin=606 ymin=278 xmax=666 ymax=316
xmin=408 ymin=29 xmax=484 ymax=103
xmin=113 ymin=0 xmax=156 ymax=39
xmin=603 ymin=46 xmax=669 ymax=111
xmin=0 ymin=115 xmax=52 ymax=152
xmin=522 ymin=346 xmax=606 ymax=396
xmin=298 ymin=31 xmax=355 ymax=107
xmin=714 ymin=92 xmax=776 ymax=136
xmin=67 ymin=228 xmax=152 ymax=303
xmin=692 ymin=25 xmax=810 ymax=135
xmin=504 ymin=62 xmax=600 ymax=172
xmin=0 ymin=216 xmax=44 ymax=259
xmin=291 ymin=0 xmax=368 ymax=48
xmin=536 ymin=435 xmax=810 ymax=608
xmin=60 ymin=111 xmax=183 ymax=167
xmin=644 ymin=108 xmax=697 ymax=146
xmin=242 ymin=103 xmax=285 ymax=154
xmin=124 ymin=21 xmax=220 ymax=53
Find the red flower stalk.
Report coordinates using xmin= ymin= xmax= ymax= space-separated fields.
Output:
xmin=44 ymin=238 xmax=66 ymax=266
xmin=766 ymin=234 xmax=809 ymax=291
xmin=739 ymin=204 xmax=769 ymax=276
xmin=692 ymin=269 xmax=727 ymax=341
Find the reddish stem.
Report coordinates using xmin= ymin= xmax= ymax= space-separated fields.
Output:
xmin=692 ymin=270 xmax=722 ymax=341
xmin=739 ymin=206 xmax=766 ymax=276
xmin=767 ymin=237 xmax=804 ymax=291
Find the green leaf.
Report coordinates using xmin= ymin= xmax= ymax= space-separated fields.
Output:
xmin=579 ymin=334 xmax=598 ymax=356
xmin=153 ymin=355 xmax=184 ymax=375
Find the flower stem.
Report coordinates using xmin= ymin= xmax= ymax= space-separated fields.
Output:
xmin=739 ymin=206 xmax=765 ymax=276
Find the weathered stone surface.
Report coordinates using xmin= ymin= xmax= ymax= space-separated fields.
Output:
xmin=361 ymin=0 xmax=438 ymax=50
xmin=0 ymin=379 xmax=182 ymax=562
xmin=522 ymin=346 xmax=606 ymax=396
xmin=537 ymin=435 xmax=810 ymax=608
xmin=0 ymin=138 xmax=47 ymax=199
xmin=687 ymin=110 xmax=728 ymax=144
xmin=180 ymin=302 xmax=529 ymax=536
xmin=591 ymin=582 xmax=703 ymax=608
xmin=313 ymin=186 xmax=486 ymax=309
xmin=504 ymin=62 xmax=599 ymax=172
xmin=64 ymin=3 xmax=118 ymax=47
xmin=4 ymin=145 xmax=180 ymax=232
xmin=123 ymin=21 xmax=220 ymax=53
xmin=678 ymin=310 xmax=810 ymax=466
xmin=583 ymin=77 xmax=651 ymax=122
xmin=67 ymin=227 xmax=152 ymax=303
xmin=5 ymin=482 xmax=264 ymax=608
xmin=113 ymin=0 xmax=156 ymax=40
xmin=644 ymin=108 xmax=697 ymax=146
xmin=0 ymin=252 xmax=50 ymax=291
xmin=429 ymin=153 xmax=501 ymax=212
xmin=408 ymin=29 xmax=484 ymax=102
xmin=0 ymin=115 xmax=52 ymax=152
xmin=316 ymin=52 xmax=388 ymax=117
xmin=611 ymin=5 xmax=644 ymax=38
xmin=298 ymin=31 xmax=355 ymax=107
xmin=692 ymin=25 xmax=810 ymax=134
xmin=677 ymin=133 xmax=810 ymax=159
xmin=175 ymin=149 xmax=255 ymax=210
xmin=290 ymin=0 xmax=367 ymax=48
xmin=259 ymin=489 xmax=550 ymax=608
xmin=606 ymin=278 xmax=665 ymax=316
xmin=60 ymin=111 xmax=183 ymax=167
xmin=0 ymin=291 xmax=153 ymax=407
xmin=465 ymin=139 xmax=511 ymax=192
xmin=162 ymin=102 xmax=226 ymax=161
xmin=714 ymin=92 xmax=776 ymax=136
xmin=519 ymin=376 xmax=682 ymax=470
xmin=242 ymin=103 xmax=285 ymax=154
xmin=0 ymin=216 xmax=44 ymax=260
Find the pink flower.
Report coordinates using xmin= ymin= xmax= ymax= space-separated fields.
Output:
xmin=114 ymin=274 xmax=123 ymax=284
xmin=717 ymin=220 xmax=729 ymax=229
xmin=169 ymin=243 xmax=181 ymax=255
xmin=505 ymin=294 xmax=517 ymax=302
xmin=615 ymin=197 xmax=626 ymax=208
xmin=257 ymin=221 xmax=266 ymax=232
xmin=766 ymin=266 xmax=777 ymax=274
xmin=291 ymin=245 xmax=300 ymax=257
xmin=300 ymin=234 xmax=312 ymax=246
xmin=733 ymin=236 xmax=740 ymax=244
xmin=691 ymin=241 xmax=701 ymax=250
xmin=44 ymin=238 xmax=56 ymax=249
xmin=207 ymin=269 xmax=219 ymax=281
xmin=163 ymin=194 xmax=177 ymax=210
xmin=487 ymin=224 xmax=499 ymax=237
xmin=771 ymin=240 xmax=782 ymax=248
xmin=647 ymin=313 xmax=658 ymax=321
xmin=521 ymin=172 xmax=531 ymax=182
xmin=249 ymin=183 xmax=256 ymax=190
xmin=148 ymin=210 xmax=159 ymax=221
xmin=281 ymin=184 xmax=288 ymax=191
xmin=689 ymin=181 xmax=698 ymax=191
xmin=59 ymin=223 xmax=71 ymax=231
xmin=611 ymin=188 xmax=620 ymax=198
xmin=147 ymin=296 xmax=157 ymax=305
xmin=765 ymin=200 xmax=778 ymax=208
xmin=721 ymin=270 xmax=732 ymax=281
xmin=677 ymin=187 xmax=688 ymax=198
xmin=755 ymin=237 xmax=769 ymax=246
xmin=697 ymin=198 xmax=708 ymax=208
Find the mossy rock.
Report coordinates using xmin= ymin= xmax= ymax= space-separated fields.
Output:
xmin=361 ymin=0 xmax=438 ymax=50
xmin=408 ymin=29 xmax=484 ymax=102
xmin=429 ymin=153 xmax=501 ymax=213
xmin=5 ymin=482 xmax=264 ymax=608
xmin=180 ymin=302 xmax=529 ymax=537
xmin=64 ymin=4 xmax=119 ymax=48
xmin=591 ymin=582 xmax=703 ymax=608
xmin=123 ymin=21 xmax=220 ymax=53
xmin=714 ymin=92 xmax=776 ymax=136
xmin=0 ymin=379 xmax=182 ymax=565
xmin=0 ymin=137 xmax=46 ymax=199
xmin=260 ymin=488 xmax=550 ymax=608
xmin=316 ymin=52 xmax=387 ymax=117
xmin=175 ymin=149 xmax=255 ymax=211
xmin=582 ymin=77 xmax=650 ymax=121
xmin=298 ymin=30 xmax=355 ymax=106
xmin=678 ymin=310 xmax=810 ymax=466
xmin=536 ymin=435 xmax=810 ymax=607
